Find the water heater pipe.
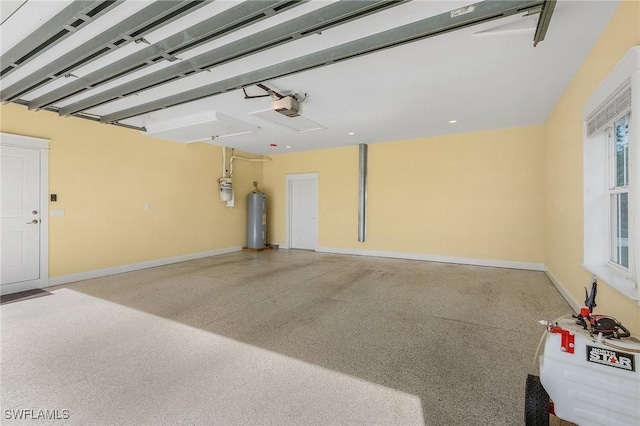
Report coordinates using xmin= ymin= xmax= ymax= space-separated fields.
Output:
xmin=222 ymin=146 xmax=227 ymax=177
xmin=229 ymin=154 xmax=271 ymax=177
xmin=218 ymin=146 xmax=233 ymax=203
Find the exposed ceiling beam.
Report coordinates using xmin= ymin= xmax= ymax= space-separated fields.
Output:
xmin=101 ymin=0 xmax=545 ymax=124
xmin=32 ymin=0 xmax=303 ymax=112
xmin=57 ymin=0 xmax=407 ymax=116
xmin=0 ymin=1 xmax=123 ymax=79
xmin=533 ymin=0 xmax=556 ymax=47
xmin=11 ymin=99 xmax=145 ymax=131
xmin=2 ymin=0 xmax=209 ymax=103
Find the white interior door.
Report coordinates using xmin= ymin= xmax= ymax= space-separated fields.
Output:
xmin=1 ymin=145 xmax=41 ymax=288
xmin=289 ymin=176 xmax=317 ymax=250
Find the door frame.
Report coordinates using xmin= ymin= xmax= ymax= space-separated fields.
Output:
xmin=1 ymin=133 xmax=50 ymax=294
xmin=285 ymin=172 xmax=318 ymax=250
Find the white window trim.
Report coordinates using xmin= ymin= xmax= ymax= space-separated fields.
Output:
xmin=582 ymin=46 xmax=640 ymax=305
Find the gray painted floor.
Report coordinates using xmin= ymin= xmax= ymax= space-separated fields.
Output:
xmin=2 ymin=250 xmax=575 ymax=425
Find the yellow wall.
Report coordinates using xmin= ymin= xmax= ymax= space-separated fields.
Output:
xmin=263 ymin=125 xmax=545 ymax=264
xmin=0 ymin=104 xmax=262 ymax=277
xmin=544 ymin=0 xmax=640 ymax=333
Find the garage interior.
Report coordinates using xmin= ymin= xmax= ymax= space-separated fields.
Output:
xmin=1 ymin=0 xmax=639 ymax=425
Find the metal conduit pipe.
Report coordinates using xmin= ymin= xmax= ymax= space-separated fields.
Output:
xmin=358 ymin=143 xmax=368 ymax=242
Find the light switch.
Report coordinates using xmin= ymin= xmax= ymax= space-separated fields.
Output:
xmin=51 ymin=209 xmax=65 ymax=217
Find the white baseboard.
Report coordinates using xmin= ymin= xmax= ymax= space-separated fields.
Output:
xmin=42 ymin=246 xmax=581 ymax=314
xmin=315 ymin=247 xmax=545 ymax=271
xmin=48 ymin=246 xmax=242 ymax=287
xmin=544 ymin=268 xmax=581 ymax=313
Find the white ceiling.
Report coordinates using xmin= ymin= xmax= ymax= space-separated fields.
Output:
xmin=0 ymin=0 xmax=620 ymax=155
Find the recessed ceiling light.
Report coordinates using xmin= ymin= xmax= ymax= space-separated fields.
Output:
xmin=449 ymin=120 xmax=457 ymax=124
xmin=348 ymin=132 xmax=356 ymax=135
xmin=286 ymin=145 xmax=292 ymax=149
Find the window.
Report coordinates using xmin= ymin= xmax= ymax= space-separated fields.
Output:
xmin=582 ymin=46 xmax=639 ymax=303
xmin=609 ymin=114 xmax=630 ymax=269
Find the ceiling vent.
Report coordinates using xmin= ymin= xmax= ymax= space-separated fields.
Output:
xmin=272 ymin=96 xmax=299 ymax=117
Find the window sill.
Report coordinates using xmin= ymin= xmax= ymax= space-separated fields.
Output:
xmin=581 ymin=263 xmax=640 ymax=306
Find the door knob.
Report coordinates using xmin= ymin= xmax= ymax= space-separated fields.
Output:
xmin=27 ymin=219 xmax=39 ymax=224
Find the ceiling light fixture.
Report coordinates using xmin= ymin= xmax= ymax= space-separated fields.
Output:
xmin=449 ymin=120 xmax=457 ymax=124
xmin=286 ymin=145 xmax=292 ymax=149
xmin=348 ymin=132 xmax=356 ymax=135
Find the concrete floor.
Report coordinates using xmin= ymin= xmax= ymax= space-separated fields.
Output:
xmin=1 ymin=250 xmax=575 ymax=425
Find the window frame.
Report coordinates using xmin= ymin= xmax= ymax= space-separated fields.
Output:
xmin=582 ymin=46 xmax=639 ymax=305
